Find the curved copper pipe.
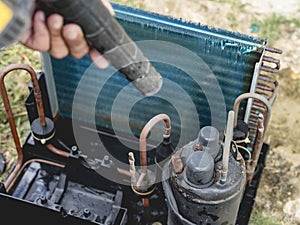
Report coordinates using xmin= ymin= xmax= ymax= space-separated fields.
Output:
xmin=46 ymin=143 xmax=71 ymax=158
xmin=233 ymin=93 xmax=272 ymax=131
xmin=6 ymin=158 xmax=65 ymax=193
xmin=0 ymin=64 xmax=50 ymax=189
xmin=1 ymin=64 xmax=47 ymax=126
xmin=133 ymin=114 xmax=171 ymax=208
xmin=0 ymin=67 xmax=23 ymax=188
xmin=139 ymin=114 xmax=171 ymax=174
xmin=233 ymin=93 xmax=272 ymax=184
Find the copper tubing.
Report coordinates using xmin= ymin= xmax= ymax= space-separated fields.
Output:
xmin=233 ymin=93 xmax=272 ymax=184
xmin=233 ymin=93 xmax=272 ymax=131
xmin=0 ymin=64 xmax=82 ymax=184
xmin=262 ymin=55 xmax=281 ymax=70
xmin=256 ymin=83 xmax=275 ymax=92
xmin=246 ymin=113 xmax=265 ymax=183
xmin=142 ymin=198 xmax=150 ymax=207
xmin=252 ymin=101 xmax=268 ymax=110
xmin=6 ymin=158 xmax=65 ymax=193
xmin=260 ymin=65 xmax=279 ymax=73
xmin=251 ymin=114 xmax=264 ymax=162
xmin=139 ymin=114 xmax=171 ymax=174
xmin=253 ymin=91 xmax=271 ymax=100
xmin=265 ymin=46 xmax=283 ymax=54
xmin=0 ymin=64 xmax=49 ymax=189
xmin=131 ymin=114 xmax=171 ymax=208
xmin=252 ymin=113 xmax=265 ymax=156
xmin=257 ymin=74 xmax=280 ymax=104
xmin=263 ymin=75 xmax=280 ymax=105
xmin=46 ymin=143 xmax=71 ymax=158
xmin=0 ymin=66 xmax=24 ymax=188
xmin=1 ymin=64 xmax=47 ymax=126
xmin=258 ymin=74 xmax=278 ymax=83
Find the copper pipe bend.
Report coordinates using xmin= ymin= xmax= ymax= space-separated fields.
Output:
xmin=139 ymin=113 xmax=171 ymax=174
xmin=0 ymin=64 xmax=47 ymax=189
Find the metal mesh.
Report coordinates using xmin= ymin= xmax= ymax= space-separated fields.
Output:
xmin=46 ymin=3 xmax=266 ymax=147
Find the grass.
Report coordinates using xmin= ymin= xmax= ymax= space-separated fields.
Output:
xmin=249 ymin=210 xmax=282 ymax=225
xmin=251 ymin=13 xmax=300 ymax=44
xmin=227 ymin=12 xmax=238 ymax=29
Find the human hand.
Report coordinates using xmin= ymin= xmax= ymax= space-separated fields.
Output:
xmin=21 ymin=0 xmax=115 ymax=69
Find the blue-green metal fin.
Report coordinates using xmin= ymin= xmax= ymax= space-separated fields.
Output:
xmin=47 ymin=3 xmax=266 ymax=147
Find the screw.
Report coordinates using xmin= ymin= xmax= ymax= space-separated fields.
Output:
xmin=103 ymin=155 xmax=110 ymax=164
xmin=39 ymin=195 xmax=47 ymax=204
xmin=83 ymin=208 xmax=91 ymax=217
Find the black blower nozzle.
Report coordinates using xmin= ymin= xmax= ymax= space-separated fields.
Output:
xmin=39 ymin=0 xmax=163 ymax=96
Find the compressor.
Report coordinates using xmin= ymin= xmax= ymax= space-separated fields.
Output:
xmin=162 ymin=111 xmax=247 ymax=225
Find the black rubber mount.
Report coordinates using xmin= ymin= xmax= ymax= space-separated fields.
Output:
xmin=31 ymin=117 xmax=55 ymax=143
xmin=233 ymin=120 xmax=249 ymax=141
